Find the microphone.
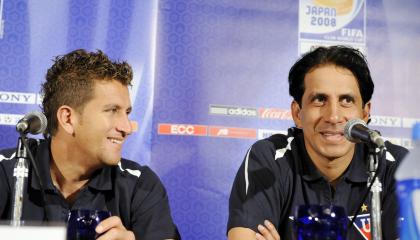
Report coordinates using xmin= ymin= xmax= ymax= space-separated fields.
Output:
xmin=344 ymin=118 xmax=385 ymax=148
xmin=16 ymin=111 xmax=48 ymax=135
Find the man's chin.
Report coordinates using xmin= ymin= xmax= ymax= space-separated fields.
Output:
xmin=318 ymin=144 xmax=353 ymax=157
xmin=101 ymin=156 xmax=122 ymax=166
xmin=322 ymin=150 xmax=352 ymax=160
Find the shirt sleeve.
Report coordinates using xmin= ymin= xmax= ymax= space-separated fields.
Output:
xmin=381 ymin=175 xmax=400 ymax=240
xmin=227 ymin=138 xmax=292 ymax=233
xmin=130 ymin=167 xmax=180 ymax=240
xmin=381 ymin=142 xmax=409 ymax=240
xmin=0 ymin=149 xmax=14 ymax=220
xmin=0 ymin=163 xmax=10 ymax=219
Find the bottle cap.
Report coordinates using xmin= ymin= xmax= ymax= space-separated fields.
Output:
xmin=413 ymin=122 xmax=420 ymax=140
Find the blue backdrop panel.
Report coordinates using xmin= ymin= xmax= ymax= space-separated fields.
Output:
xmin=0 ymin=0 xmax=156 ymax=165
xmin=154 ymin=0 xmax=420 ymax=239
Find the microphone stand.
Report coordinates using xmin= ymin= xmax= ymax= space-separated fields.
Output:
xmin=11 ymin=136 xmax=29 ymax=226
xmin=368 ymin=144 xmax=383 ymax=240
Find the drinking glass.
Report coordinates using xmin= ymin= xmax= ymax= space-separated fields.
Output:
xmin=294 ymin=205 xmax=348 ymax=240
xmin=66 ymin=209 xmax=111 ymax=240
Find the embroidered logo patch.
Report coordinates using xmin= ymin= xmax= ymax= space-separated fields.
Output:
xmin=351 ymin=213 xmax=371 ymax=240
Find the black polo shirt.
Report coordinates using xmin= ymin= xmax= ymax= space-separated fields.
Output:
xmin=0 ymin=139 xmax=180 ymax=240
xmin=228 ymin=128 xmax=408 ymax=240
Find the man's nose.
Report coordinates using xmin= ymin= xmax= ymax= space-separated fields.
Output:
xmin=324 ymin=102 xmax=343 ymax=124
xmin=117 ymin=114 xmax=133 ymax=136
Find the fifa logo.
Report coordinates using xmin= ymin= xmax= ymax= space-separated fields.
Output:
xmin=0 ymin=0 xmax=4 ymax=39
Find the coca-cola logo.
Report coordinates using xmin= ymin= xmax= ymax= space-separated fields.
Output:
xmin=259 ymin=108 xmax=292 ymax=120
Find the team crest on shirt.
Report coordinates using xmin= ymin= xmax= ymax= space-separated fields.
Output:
xmin=350 ymin=213 xmax=371 ymax=240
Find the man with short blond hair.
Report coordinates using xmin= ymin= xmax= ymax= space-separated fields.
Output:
xmin=0 ymin=49 xmax=180 ymax=240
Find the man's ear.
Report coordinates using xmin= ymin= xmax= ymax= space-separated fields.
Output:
xmin=362 ymin=101 xmax=371 ymax=123
xmin=291 ymin=101 xmax=302 ymax=128
xmin=56 ymin=105 xmax=78 ymax=135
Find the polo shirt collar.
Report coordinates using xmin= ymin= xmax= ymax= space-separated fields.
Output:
xmin=31 ymin=139 xmax=113 ymax=191
xmin=31 ymin=139 xmax=55 ymax=191
xmin=344 ymin=143 xmax=369 ymax=183
xmin=293 ymin=129 xmax=323 ymax=181
xmin=294 ymin=128 xmax=369 ymax=182
xmin=87 ymin=167 xmax=113 ymax=191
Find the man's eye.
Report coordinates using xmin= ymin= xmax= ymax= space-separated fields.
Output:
xmin=312 ymin=96 xmax=326 ymax=105
xmin=341 ymin=97 xmax=354 ymax=105
xmin=106 ymin=108 xmax=118 ymax=113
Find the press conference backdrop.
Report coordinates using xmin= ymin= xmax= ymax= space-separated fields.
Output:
xmin=0 ymin=0 xmax=419 ymax=239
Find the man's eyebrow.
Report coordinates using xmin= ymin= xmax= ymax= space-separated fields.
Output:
xmin=103 ymin=104 xmax=121 ymax=109
xmin=339 ymin=93 xmax=356 ymax=100
xmin=103 ymin=104 xmax=132 ymax=112
xmin=308 ymin=92 xmax=328 ymax=99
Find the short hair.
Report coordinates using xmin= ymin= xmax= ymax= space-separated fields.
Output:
xmin=288 ymin=45 xmax=374 ymax=107
xmin=41 ymin=49 xmax=133 ymax=136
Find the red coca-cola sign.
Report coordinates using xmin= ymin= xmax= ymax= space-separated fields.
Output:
xmin=258 ymin=108 xmax=292 ymax=120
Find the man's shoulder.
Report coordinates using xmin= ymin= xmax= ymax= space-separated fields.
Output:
xmin=113 ymin=159 xmax=168 ymax=199
xmin=0 ymin=148 xmax=17 ymax=175
xmin=119 ymin=158 xmax=143 ymax=169
xmin=251 ymin=128 xmax=300 ymax=160
xmin=384 ymin=141 xmax=409 ymax=164
xmin=115 ymin=158 xmax=161 ymax=183
xmin=0 ymin=147 xmax=17 ymax=162
xmin=0 ymin=139 xmax=44 ymax=165
xmin=116 ymin=158 xmax=145 ymax=178
xmin=253 ymin=128 xmax=297 ymax=150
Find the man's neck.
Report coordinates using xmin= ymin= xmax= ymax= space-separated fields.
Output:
xmin=50 ymin=136 xmax=95 ymax=202
xmin=306 ymin=146 xmax=355 ymax=184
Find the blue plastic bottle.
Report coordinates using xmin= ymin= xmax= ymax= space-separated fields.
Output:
xmin=396 ymin=123 xmax=420 ymax=239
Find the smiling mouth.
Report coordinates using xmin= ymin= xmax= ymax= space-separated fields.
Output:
xmin=108 ymin=137 xmax=123 ymax=145
xmin=320 ymin=131 xmax=344 ymax=141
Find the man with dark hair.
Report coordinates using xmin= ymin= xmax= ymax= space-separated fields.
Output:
xmin=227 ymin=46 xmax=408 ymax=240
xmin=0 ymin=49 xmax=180 ymax=240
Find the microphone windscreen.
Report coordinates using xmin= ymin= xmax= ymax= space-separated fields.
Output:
xmin=23 ymin=111 xmax=48 ymax=134
xmin=344 ymin=118 xmax=366 ymax=142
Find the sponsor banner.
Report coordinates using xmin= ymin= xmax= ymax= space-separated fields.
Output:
xmin=209 ymin=104 xmax=293 ymax=121
xmin=299 ymin=40 xmax=366 ymax=55
xmin=401 ymin=117 xmax=420 ymax=128
xmin=0 ymin=113 xmax=24 ymax=125
xmin=299 ymin=0 xmax=366 ymax=54
xmin=158 ymin=123 xmax=208 ymax=136
xmin=299 ymin=0 xmax=366 ymax=43
xmin=209 ymin=126 xmax=257 ymax=139
xmin=382 ymin=137 xmax=413 ymax=149
xmin=0 ymin=91 xmax=37 ymax=104
xmin=209 ymin=104 xmax=257 ymax=118
xmin=258 ymin=108 xmax=292 ymax=120
xmin=258 ymin=129 xmax=287 ymax=140
xmin=157 ymin=116 xmax=418 ymax=140
xmin=384 ymin=137 xmax=402 ymax=146
xmin=369 ymin=115 xmax=401 ymax=128
xmin=130 ymin=121 xmax=138 ymax=133
xmin=399 ymin=138 xmax=413 ymax=149
xmin=36 ymin=94 xmax=43 ymax=105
